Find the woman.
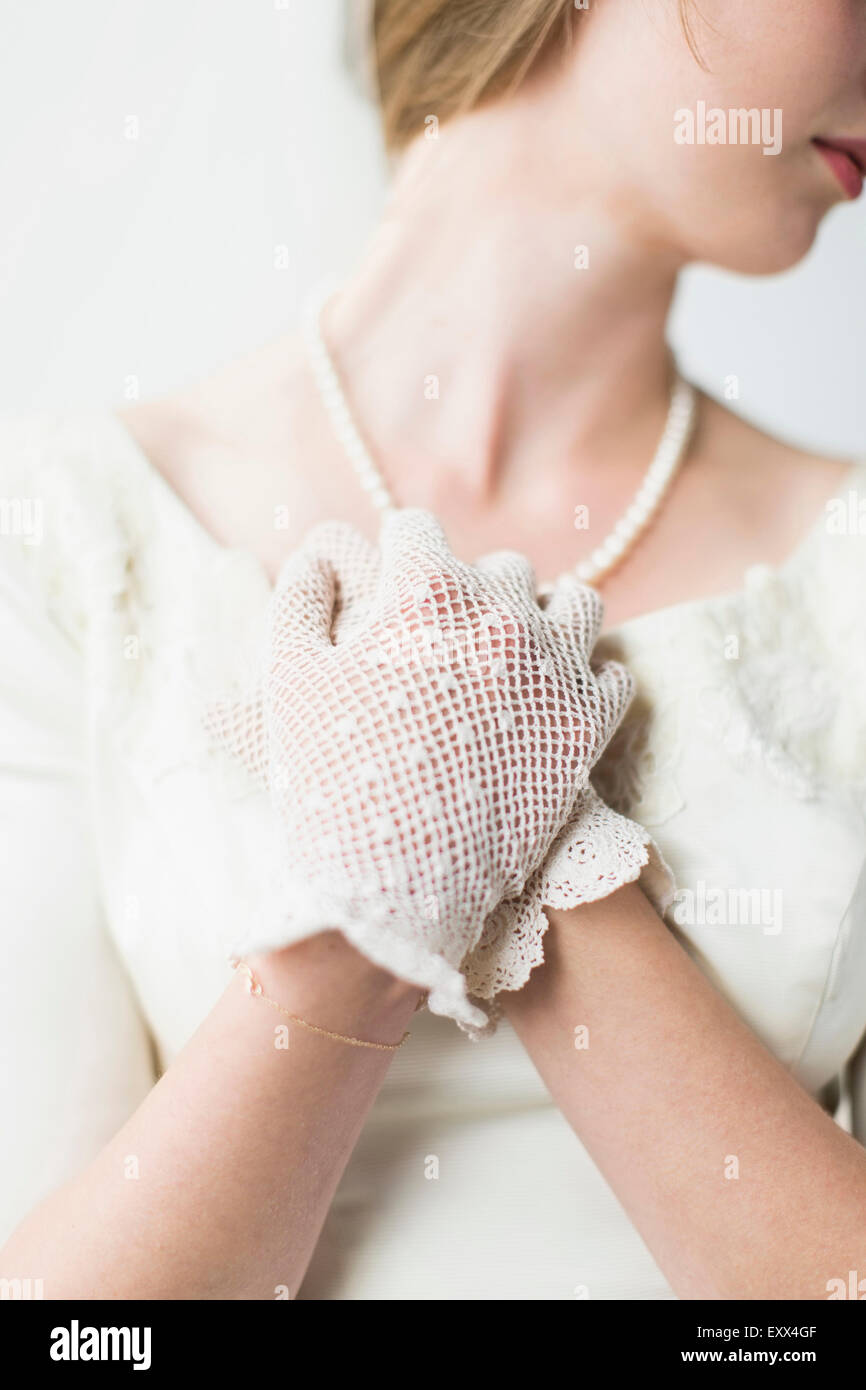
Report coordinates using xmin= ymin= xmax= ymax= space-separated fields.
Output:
xmin=2 ymin=0 xmax=866 ymax=1300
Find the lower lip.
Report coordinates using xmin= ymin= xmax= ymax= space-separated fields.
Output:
xmin=813 ymin=141 xmax=864 ymax=199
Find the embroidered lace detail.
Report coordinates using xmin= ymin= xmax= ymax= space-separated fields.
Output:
xmin=700 ymin=564 xmax=856 ymax=801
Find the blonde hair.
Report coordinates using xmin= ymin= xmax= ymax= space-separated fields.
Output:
xmin=372 ymin=0 xmax=701 ymax=152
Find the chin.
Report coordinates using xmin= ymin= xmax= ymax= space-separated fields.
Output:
xmin=691 ymin=206 xmax=825 ymax=278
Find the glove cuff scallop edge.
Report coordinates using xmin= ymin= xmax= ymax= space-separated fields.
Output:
xmin=220 ymin=792 xmax=676 ymax=1045
xmin=460 ymin=787 xmax=677 ymax=1036
xmin=223 ymin=877 xmax=491 ymax=1035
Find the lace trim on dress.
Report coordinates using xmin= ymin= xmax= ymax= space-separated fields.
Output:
xmin=702 ymin=561 xmax=862 ymax=802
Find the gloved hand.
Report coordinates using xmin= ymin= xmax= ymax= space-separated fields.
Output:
xmin=207 ymin=507 xmax=670 ymax=1034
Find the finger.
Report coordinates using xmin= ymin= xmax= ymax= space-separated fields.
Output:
xmin=473 ymin=549 xmax=538 ymax=603
xmin=377 ymin=506 xmax=459 ymax=598
xmin=373 ymin=508 xmax=470 ymax=644
xmin=270 ymin=542 xmax=338 ymax=659
xmin=296 ymin=519 xmax=381 ymax=613
xmin=590 ymin=657 xmax=635 ymax=751
xmin=542 ymin=575 xmax=605 ymax=653
xmin=293 ymin=520 xmax=382 ymax=646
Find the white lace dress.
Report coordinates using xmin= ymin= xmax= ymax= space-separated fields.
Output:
xmin=2 ymin=411 xmax=866 ymax=1300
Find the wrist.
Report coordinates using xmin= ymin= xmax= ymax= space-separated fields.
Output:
xmin=500 ymin=882 xmax=664 ymax=1021
xmin=248 ymin=931 xmax=424 ymax=1040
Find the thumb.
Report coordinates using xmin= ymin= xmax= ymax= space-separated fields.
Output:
xmin=270 ymin=535 xmax=339 ymax=662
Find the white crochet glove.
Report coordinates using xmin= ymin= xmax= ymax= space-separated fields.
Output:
xmin=208 ymin=508 xmax=670 ymax=1034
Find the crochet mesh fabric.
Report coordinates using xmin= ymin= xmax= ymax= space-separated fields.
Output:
xmin=207 ymin=508 xmax=673 ymax=1036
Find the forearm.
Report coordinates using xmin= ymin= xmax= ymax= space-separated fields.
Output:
xmin=0 ymin=932 xmax=421 ymax=1299
xmin=503 ymin=883 xmax=866 ymax=1300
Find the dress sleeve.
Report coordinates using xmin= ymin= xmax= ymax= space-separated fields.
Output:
xmin=0 ymin=415 xmax=157 ymax=1245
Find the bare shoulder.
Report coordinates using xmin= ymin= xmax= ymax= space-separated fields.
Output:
xmin=114 ymin=334 xmax=370 ymax=576
xmin=115 ymin=392 xmax=203 ymax=496
xmin=114 ymin=334 xmax=309 ymax=501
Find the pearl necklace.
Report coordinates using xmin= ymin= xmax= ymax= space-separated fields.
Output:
xmin=303 ymin=280 xmax=697 ymax=591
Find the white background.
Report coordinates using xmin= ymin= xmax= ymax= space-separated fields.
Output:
xmin=1 ymin=1 xmax=864 ymax=456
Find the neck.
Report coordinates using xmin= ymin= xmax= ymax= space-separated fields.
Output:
xmin=323 ymin=96 xmax=686 ymax=516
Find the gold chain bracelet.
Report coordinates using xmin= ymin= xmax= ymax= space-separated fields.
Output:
xmin=229 ymin=957 xmax=420 ymax=1051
